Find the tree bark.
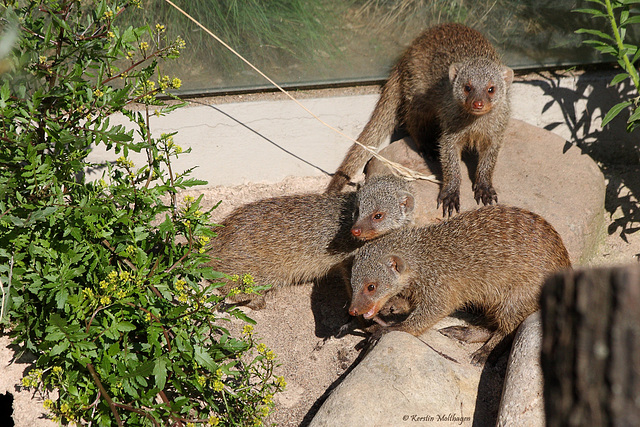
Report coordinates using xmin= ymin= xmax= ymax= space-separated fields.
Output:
xmin=540 ymin=264 xmax=640 ymax=427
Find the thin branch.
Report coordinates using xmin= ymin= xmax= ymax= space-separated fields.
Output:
xmin=86 ymin=364 xmax=124 ymax=427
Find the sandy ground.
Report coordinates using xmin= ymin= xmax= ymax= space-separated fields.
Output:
xmin=2 ymin=166 xmax=638 ymax=426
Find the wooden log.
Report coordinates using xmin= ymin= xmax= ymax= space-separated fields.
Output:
xmin=540 ymin=264 xmax=640 ymax=426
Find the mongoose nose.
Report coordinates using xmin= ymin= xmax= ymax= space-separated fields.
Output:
xmin=473 ymin=100 xmax=484 ymax=109
xmin=351 ymin=227 xmax=361 ymax=237
xmin=348 ymin=307 xmax=358 ymax=316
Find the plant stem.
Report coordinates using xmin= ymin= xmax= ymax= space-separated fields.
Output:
xmin=605 ymin=0 xmax=640 ymax=90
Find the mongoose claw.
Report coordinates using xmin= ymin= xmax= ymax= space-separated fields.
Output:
xmin=473 ymin=183 xmax=498 ymax=206
xmin=335 ymin=318 xmax=360 ymax=338
xmin=437 ymin=188 xmax=460 ymax=218
xmin=469 ymin=347 xmax=490 ymax=366
xmin=365 ymin=323 xmax=387 ymax=342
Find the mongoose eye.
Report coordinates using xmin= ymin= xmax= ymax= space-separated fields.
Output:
xmin=464 ymin=84 xmax=472 ymax=93
xmin=487 ymin=86 xmax=495 ymax=94
xmin=366 ymin=283 xmax=376 ymax=292
xmin=372 ymin=212 xmax=385 ymax=221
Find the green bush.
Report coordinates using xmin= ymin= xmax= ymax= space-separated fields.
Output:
xmin=0 ymin=1 xmax=283 ymax=425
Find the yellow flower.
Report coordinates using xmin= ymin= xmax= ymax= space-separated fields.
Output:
xmin=178 ymin=293 xmax=188 ymax=303
xmin=100 ymin=295 xmax=112 ymax=305
xmin=139 ymin=41 xmax=149 ymax=51
xmin=155 ymin=24 xmax=165 ymax=33
xmin=256 ymin=343 xmax=267 ymax=354
xmin=213 ymin=380 xmax=224 ymax=392
xmin=107 ymin=31 xmax=115 ymax=38
xmin=208 ymin=415 xmax=219 ymax=426
xmin=275 ymin=376 xmax=287 ymax=389
xmin=171 ymin=77 xmax=182 ymax=89
xmin=265 ymin=350 xmax=276 ymax=361
xmin=43 ymin=399 xmax=54 ymax=410
xmin=103 ymin=10 xmax=113 ymax=19
xmin=38 ymin=55 xmax=46 ymax=64
xmin=198 ymin=375 xmax=207 ymax=386
xmin=52 ymin=366 xmax=63 ymax=376
xmin=175 ymin=279 xmax=186 ymax=291
xmin=144 ymin=312 xmax=152 ymax=322
xmin=242 ymin=324 xmax=254 ymax=335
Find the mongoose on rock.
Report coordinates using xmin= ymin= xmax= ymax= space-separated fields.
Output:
xmin=327 ymin=23 xmax=513 ymax=217
xmin=348 ymin=205 xmax=571 ymax=364
xmin=205 ymin=191 xmax=363 ymax=309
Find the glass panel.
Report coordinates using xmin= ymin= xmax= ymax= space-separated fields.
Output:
xmin=129 ymin=0 xmax=628 ymax=94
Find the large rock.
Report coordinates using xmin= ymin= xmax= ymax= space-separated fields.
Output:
xmin=310 ymin=324 xmax=487 ymax=427
xmin=497 ymin=312 xmax=545 ymax=427
xmin=364 ymin=119 xmax=606 ymax=264
xmin=312 ymin=120 xmax=606 ymax=425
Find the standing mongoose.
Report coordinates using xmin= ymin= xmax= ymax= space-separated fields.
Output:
xmin=348 ymin=205 xmax=571 ymax=364
xmin=327 ymin=23 xmax=513 ymax=217
xmin=205 ymin=191 xmax=363 ymax=309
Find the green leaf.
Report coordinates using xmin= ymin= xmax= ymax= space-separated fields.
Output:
xmin=194 ymin=346 xmax=217 ymax=371
xmin=602 ymin=101 xmax=632 ymax=127
xmin=610 ymin=73 xmax=630 ymax=86
xmin=620 ymin=15 xmax=640 ymax=26
xmin=153 ymin=357 xmax=168 ymax=390
xmin=627 ymin=106 xmax=640 ymax=123
xmin=575 ymin=28 xmax=613 ymax=40
xmin=573 ymin=8 xmax=608 ymax=17
xmin=116 ymin=321 xmax=136 ymax=332
xmin=50 ymin=340 xmax=70 ymax=356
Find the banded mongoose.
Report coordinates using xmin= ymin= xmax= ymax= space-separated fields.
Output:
xmin=348 ymin=204 xmax=571 ymax=364
xmin=206 ymin=176 xmax=420 ymax=310
xmin=351 ymin=174 xmax=416 ymax=240
xmin=327 ymin=23 xmax=513 ymax=217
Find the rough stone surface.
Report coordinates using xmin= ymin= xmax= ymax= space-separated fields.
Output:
xmin=497 ymin=312 xmax=545 ymax=427
xmin=365 ymin=119 xmax=606 ymax=264
xmin=309 ymin=324 xmax=484 ymax=427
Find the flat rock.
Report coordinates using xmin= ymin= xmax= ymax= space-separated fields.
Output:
xmin=364 ymin=118 xmax=606 ymax=264
xmin=312 ymin=119 xmax=606 ymax=425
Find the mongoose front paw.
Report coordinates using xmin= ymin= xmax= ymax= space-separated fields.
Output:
xmin=364 ymin=323 xmax=388 ymax=342
xmin=473 ymin=182 xmax=498 ymax=206
xmin=437 ymin=188 xmax=460 ymax=217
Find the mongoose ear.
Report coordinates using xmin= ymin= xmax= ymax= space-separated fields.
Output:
xmin=502 ymin=66 xmax=514 ymax=86
xmin=386 ymin=255 xmax=406 ymax=275
xmin=400 ymin=192 xmax=415 ymax=214
xmin=449 ymin=63 xmax=461 ymax=82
